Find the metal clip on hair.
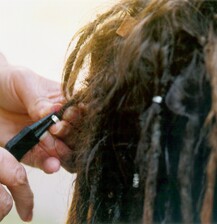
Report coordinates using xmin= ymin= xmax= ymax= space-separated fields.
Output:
xmin=116 ymin=14 xmax=137 ymax=37
xmin=152 ymin=96 xmax=163 ymax=104
xmin=133 ymin=173 xmax=140 ymax=188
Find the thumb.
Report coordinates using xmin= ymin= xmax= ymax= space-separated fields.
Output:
xmin=28 ymin=101 xmax=63 ymax=121
xmin=13 ymin=70 xmax=65 ymax=120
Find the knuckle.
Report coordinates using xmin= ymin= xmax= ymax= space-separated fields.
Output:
xmin=13 ymin=165 xmax=28 ymax=186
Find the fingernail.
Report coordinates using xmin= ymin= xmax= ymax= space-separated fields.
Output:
xmin=25 ymin=211 xmax=33 ymax=222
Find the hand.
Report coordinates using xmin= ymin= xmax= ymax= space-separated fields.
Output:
xmin=0 ymin=147 xmax=33 ymax=222
xmin=0 ymin=53 xmax=75 ymax=221
xmin=0 ymin=54 xmax=73 ymax=173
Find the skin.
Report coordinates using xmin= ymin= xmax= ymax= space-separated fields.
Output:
xmin=0 ymin=53 xmax=74 ymax=222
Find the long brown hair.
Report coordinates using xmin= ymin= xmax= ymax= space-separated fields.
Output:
xmin=62 ymin=0 xmax=217 ymax=223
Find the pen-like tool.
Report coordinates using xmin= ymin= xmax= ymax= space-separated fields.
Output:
xmin=5 ymin=112 xmax=61 ymax=161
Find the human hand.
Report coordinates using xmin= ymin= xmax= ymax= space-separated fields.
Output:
xmin=0 ymin=56 xmax=74 ymax=173
xmin=0 ymin=147 xmax=33 ymax=222
xmin=0 ymin=53 xmax=77 ymax=221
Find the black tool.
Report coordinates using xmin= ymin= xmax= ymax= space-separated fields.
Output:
xmin=5 ymin=112 xmax=61 ymax=161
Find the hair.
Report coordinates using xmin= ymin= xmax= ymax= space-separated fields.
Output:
xmin=61 ymin=0 xmax=217 ymax=223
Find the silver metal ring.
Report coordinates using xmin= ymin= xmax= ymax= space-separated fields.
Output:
xmin=152 ymin=96 xmax=163 ymax=104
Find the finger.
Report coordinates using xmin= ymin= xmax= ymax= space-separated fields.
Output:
xmin=63 ymin=104 xmax=86 ymax=123
xmin=41 ymin=157 xmax=61 ymax=173
xmin=38 ymin=77 xmax=66 ymax=105
xmin=63 ymin=106 xmax=80 ymax=123
xmin=24 ymin=144 xmax=61 ymax=174
xmin=38 ymin=103 xmax=64 ymax=119
xmin=23 ymin=131 xmax=73 ymax=173
xmin=49 ymin=120 xmax=72 ymax=138
xmin=29 ymin=77 xmax=66 ymax=119
xmin=54 ymin=140 xmax=75 ymax=172
xmin=49 ymin=105 xmax=83 ymax=138
xmin=39 ymin=132 xmax=74 ymax=171
xmin=8 ymin=182 xmax=33 ymax=222
xmin=0 ymin=184 xmax=13 ymax=221
xmin=31 ymin=102 xmax=63 ymax=121
xmin=32 ymin=151 xmax=61 ymax=174
xmin=0 ymin=148 xmax=33 ymax=221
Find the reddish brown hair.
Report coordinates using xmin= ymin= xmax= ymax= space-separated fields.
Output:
xmin=62 ymin=0 xmax=217 ymax=223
